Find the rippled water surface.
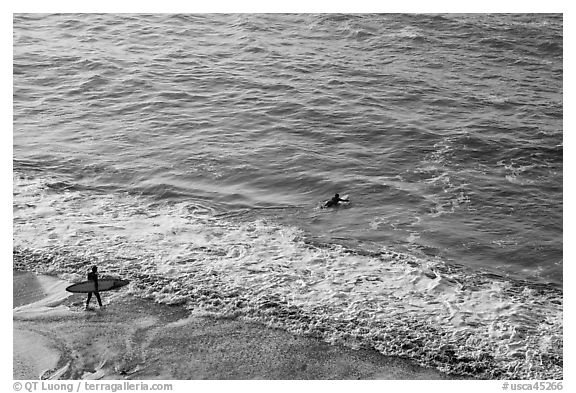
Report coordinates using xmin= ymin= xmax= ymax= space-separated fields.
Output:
xmin=13 ymin=14 xmax=563 ymax=379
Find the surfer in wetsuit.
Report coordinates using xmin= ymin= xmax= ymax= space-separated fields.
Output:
xmin=86 ymin=266 xmax=103 ymax=310
xmin=323 ymin=193 xmax=349 ymax=208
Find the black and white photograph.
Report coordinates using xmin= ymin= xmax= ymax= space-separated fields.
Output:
xmin=12 ymin=6 xmax=564 ymax=387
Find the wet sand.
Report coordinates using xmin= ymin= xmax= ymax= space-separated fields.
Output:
xmin=13 ymin=270 xmax=460 ymax=380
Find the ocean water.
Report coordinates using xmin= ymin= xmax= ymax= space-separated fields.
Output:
xmin=13 ymin=13 xmax=563 ymax=379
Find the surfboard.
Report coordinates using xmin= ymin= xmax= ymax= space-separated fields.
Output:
xmin=65 ymin=279 xmax=129 ymax=293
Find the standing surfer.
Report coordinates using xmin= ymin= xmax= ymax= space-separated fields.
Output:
xmin=86 ymin=266 xmax=103 ymax=310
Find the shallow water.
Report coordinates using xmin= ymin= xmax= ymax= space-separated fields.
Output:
xmin=13 ymin=272 xmax=453 ymax=380
xmin=13 ymin=13 xmax=563 ymax=379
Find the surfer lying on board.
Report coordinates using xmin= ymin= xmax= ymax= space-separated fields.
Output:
xmin=86 ymin=266 xmax=103 ymax=310
xmin=323 ymin=193 xmax=349 ymax=208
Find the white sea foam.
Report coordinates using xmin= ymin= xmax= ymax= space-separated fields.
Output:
xmin=13 ymin=176 xmax=562 ymax=379
xmin=13 ymin=274 xmax=73 ymax=320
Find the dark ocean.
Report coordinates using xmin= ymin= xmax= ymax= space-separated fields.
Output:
xmin=13 ymin=13 xmax=563 ymax=379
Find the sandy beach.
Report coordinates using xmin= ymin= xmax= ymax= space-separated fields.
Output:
xmin=13 ymin=270 xmax=459 ymax=380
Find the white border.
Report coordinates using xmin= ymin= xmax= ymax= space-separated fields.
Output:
xmin=5 ymin=3 xmax=571 ymax=392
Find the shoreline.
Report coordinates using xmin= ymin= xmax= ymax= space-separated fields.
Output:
xmin=13 ymin=270 xmax=460 ymax=380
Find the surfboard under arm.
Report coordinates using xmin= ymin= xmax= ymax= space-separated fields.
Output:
xmin=65 ymin=278 xmax=129 ymax=293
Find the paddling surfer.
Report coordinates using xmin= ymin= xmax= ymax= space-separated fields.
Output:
xmin=86 ymin=266 xmax=103 ymax=310
xmin=323 ymin=193 xmax=349 ymax=208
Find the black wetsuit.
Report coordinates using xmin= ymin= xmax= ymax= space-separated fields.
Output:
xmin=86 ymin=271 xmax=102 ymax=308
xmin=324 ymin=195 xmax=348 ymax=208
